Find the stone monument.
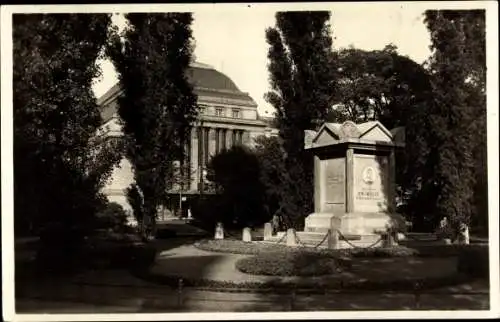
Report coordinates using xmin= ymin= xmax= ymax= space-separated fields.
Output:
xmin=303 ymin=121 xmax=406 ymax=243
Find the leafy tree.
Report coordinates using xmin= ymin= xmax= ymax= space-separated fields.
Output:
xmin=265 ymin=11 xmax=336 ymax=229
xmin=327 ymin=45 xmax=435 ymax=226
xmin=95 ymin=202 xmax=128 ymax=232
xmin=106 ymin=13 xmax=198 ymax=237
xmin=330 ymin=45 xmax=432 ymax=129
xmin=253 ymin=135 xmax=288 ymax=225
xmin=409 ymin=10 xmax=486 ymax=233
xmin=13 ymin=14 xmax=120 ymax=256
xmin=206 ymin=146 xmax=265 ymax=229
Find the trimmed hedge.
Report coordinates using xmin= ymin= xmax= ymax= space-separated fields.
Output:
xmin=235 ymin=251 xmax=346 ymax=276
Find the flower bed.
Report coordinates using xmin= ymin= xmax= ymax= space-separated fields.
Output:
xmin=195 ymin=239 xmax=419 ymax=258
xmin=235 ymin=251 xmax=346 ymax=277
xmin=195 ymin=239 xmax=290 ymax=255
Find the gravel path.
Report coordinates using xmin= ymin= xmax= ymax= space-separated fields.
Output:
xmin=151 ymin=244 xmax=460 ymax=285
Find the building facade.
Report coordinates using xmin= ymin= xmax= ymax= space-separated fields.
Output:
xmin=97 ymin=62 xmax=278 ymax=219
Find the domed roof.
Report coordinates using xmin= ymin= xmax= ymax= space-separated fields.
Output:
xmin=187 ymin=62 xmax=240 ymax=92
xmin=98 ymin=61 xmax=256 ymax=122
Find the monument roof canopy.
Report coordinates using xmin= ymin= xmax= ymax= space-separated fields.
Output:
xmin=306 ymin=121 xmax=402 ymax=150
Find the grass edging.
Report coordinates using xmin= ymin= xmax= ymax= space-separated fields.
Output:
xmin=132 ymin=267 xmax=474 ymax=294
xmin=194 ymin=239 xmax=486 ymax=258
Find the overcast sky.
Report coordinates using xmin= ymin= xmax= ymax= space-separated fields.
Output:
xmin=92 ymin=3 xmax=433 ymax=115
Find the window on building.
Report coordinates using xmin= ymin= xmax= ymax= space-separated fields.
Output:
xmin=215 ymin=107 xmax=224 ymax=117
xmin=232 ymin=109 xmax=241 ymax=118
xmin=199 ymin=104 xmax=209 ymax=115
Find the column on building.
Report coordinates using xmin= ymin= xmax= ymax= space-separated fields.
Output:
xmin=231 ymin=129 xmax=237 ymax=147
xmin=238 ymin=130 xmax=244 ymax=145
xmin=215 ymin=128 xmax=220 ymax=154
xmin=242 ymin=130 xmax=251 ymax=145
xmin=190 ymin=128 xmax=198 ymax=191
xmin=197 ymin=126 xmax=204 ymax=191
xmin=221 ymin=128 xmax=227 ymax=151
xmin=226 ymin=127 xmax=233 ymax=149
xmin=203 ymin=127 xmax=209 ymax=168
xmin=208 ymin=127 xmax=216 ymax=159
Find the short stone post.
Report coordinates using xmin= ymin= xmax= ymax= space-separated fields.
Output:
xmin=458 ymin=222 xmax=470 ymax=245
xmin=286 ymin=228 xmax=297 ymax=246
xmin=242 ymin=227 xmax=252 ymax=242
xmin=214 ymin=222 xmax=224 ymax=240
xmin=396 ymin=232 xmax=406 ymax=242
xmin=327 ymin=229 xmax=339 ymax=250
xmin=263 ymin=222 xmax=273 ymax=241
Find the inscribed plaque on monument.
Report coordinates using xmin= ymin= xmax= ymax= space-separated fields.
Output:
xmin=353 ymin=155 xmax=389 ymax=213
xmin=322 ymin=158 xmax=345 ymax=204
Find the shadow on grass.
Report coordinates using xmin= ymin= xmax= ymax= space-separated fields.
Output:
xmin=15 ymin=234 xmax=205 ymax=308
xmin=14 ymin=230 xmax=491 ymax=313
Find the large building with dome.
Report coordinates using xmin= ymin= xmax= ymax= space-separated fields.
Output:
xmin=97 ymin=62 xmax=278 ymax=219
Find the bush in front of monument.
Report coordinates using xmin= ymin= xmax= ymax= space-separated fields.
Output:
xmin=235 ymin=251 xmax=348 ymax=276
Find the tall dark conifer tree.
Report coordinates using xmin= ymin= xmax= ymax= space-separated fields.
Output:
xmin=408 ymin=10 xmax=486 ymax=232
xmin=13 ymin=14 xmax=120 ymax=258
xmin=107 ymin=13 xmax=198 ymax=236
xmin=265 ymin=11 xmax=336 ymax=228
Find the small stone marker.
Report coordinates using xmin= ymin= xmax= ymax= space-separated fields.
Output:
xmin=264 ymin=222 xmax=273 ymax=240
xmin=242 ymin=227 xmax=252 ymax=242
xmin=214 ymin=222 xmax=224 ymax=240
xmin=286 ymin=228 xmax=297 ymax=246
xmin=458 ymin=222 xmax=470 ymax=245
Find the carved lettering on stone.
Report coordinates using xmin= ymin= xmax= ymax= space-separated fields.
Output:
xmin=353 ymin=155 xmax=389 ymax=213
xmin=323 ymin=158 xmax=345 ymax=204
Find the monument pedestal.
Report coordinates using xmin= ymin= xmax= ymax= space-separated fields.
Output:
xmin=305 ymin=211 xmax=405 ymax=236
xmin=302 ymin=121 xmax=406 ymax=249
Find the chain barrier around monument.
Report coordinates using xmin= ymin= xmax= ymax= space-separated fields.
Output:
xmin=293 ymin=229 xmax=331 ymax=249
xmin=272 ymin=231 xmax=288 ymax=244
xmin=290 ymin=227 xmax=383 ymax=250
xmin=336 ymin=229 xmax=383 ymax=249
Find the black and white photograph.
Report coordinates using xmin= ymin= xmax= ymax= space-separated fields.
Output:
xmin=1 ymin=2 xmax=498 ymax=320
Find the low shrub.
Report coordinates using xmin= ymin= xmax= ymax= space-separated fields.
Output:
xmin=95 ymin=202 xmax=129 ymax=232
xmin=235 ymin=251 xmax=346 ymax=276
xmin=457 ymin=244 xmax=489 ymax=278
